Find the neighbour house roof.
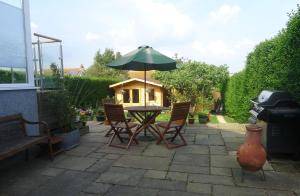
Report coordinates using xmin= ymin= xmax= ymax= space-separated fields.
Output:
xmin=109 ymin=78 xmax=163 ymax=88
xmin=64 ymin=64 xmax=85 ymax=76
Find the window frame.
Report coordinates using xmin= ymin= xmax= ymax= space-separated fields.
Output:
xmin=0 ymin=0 xmax=35 ymax=90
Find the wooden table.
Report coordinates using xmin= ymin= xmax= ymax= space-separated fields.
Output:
xmin=124 ymin=106 xmax=169 ymax=139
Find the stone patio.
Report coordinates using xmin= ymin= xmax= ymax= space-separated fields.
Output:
xmin=1 ymin=122 xmax=300 ymax=196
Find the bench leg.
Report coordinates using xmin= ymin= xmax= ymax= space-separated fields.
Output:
xmin=48 ymin=139 xmax=54 ymax=160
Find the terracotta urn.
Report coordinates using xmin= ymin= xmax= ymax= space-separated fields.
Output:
xmin=237 ymin=124 xmax=266 ymax=172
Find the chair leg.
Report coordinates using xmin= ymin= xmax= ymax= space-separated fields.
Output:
xmin=108 ymin=132 xmax=116 ymax=146
xmin=104 ymin=127 xmax=113 ymax=137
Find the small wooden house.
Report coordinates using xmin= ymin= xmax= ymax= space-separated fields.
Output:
xmin=109 ymin=78 xmax=169 ymax=107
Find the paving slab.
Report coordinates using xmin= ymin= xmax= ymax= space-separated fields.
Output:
xmin=210 ymin=155 xmax=240 ymax=168
xmin=86 ymin=158 xmax=115 ymax=173
xmin=208 ymin=134 xmax=224 ymax=146
xmin=142 ymin=144 xmax=175 ymax=157
xmin=144 ymin=170 xmax=167 ymax=179
xmin=114 ymin=155 xmax=171 ymax=170
xmin=267 ymin=190 xmax=296 ymax=196
xmin=166 ymin=171 xmax=188 ymax=181
xmin=54 ymin=156 xmax=97 ymax=171
xmin=138 ymin=178 xmax=186 ymax=191
xmin=86 ymin=152 xmax=106 ymax=159
xmin=103 ymin=153 xmax=121 ymax=160
xmin=157 ymin=190 xmax=205 ymax=196
xmin=209 ymin=146 xmax=227 ymax=155
xmin=175 ymin=145 xmax=209 ymax=155
xmin=187 ymin=182 xmax=212 ymax=194
xmin=40 ymin=167 xmax=65 ymax=177
xmin=83 ymin=182 xmax=112 ymax=195
xmin=96 ymin=167 xmax=145 ymax=186
xmin=173 ymin=154 xmax=209 ymax=167
xmin=29 ymin=170 xmax=98 ymax=196
xmin=213 ymin=184 xmax=266 ymax=196
xmin=105 ymin=185 xmax=159 ymax=196
xmin=195 ymin=135 xmax=209 ymax=145
xmin=189 ymin=174 xmax=234 ymax=186
xmin=66 ymin=145 xmax=98 ymax=157
xmin=169 ymin=164 xmax=209 ymax=174
xmin=232 ymin=169 xmax=300 ymax=191
xmin=210 ymin=167 xmax=232 ymax=176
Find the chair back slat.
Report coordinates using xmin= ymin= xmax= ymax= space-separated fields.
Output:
xmin=104 ymin=104 xmax=127 ymax=124
xmin=169 ymin=102 xmax=191 ymax=126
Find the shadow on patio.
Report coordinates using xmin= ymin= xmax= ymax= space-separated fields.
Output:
xmin=0 ymin=122 xmax=300 ymax=196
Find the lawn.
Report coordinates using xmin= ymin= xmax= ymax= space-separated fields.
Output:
xmin=156 ymin=111 xmax=219 ymax=124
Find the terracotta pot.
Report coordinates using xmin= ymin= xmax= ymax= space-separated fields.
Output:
xmin=188 ymin=118 xmax=195 ymax=124
xmin=237 ymin=125 xmax=266 ymax=172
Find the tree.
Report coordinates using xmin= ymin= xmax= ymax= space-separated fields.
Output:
xmin=85 ymin=49 xmax=128 ymax=79
xmin=154 ymin=60 xmax=229 ymax=111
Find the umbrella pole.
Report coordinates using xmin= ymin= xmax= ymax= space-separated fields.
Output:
xmin=144 ymin=67 xmax=146 ymax=107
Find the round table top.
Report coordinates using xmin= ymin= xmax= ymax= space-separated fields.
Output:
xmin=124 ymin=106 xmax=169 ymax=112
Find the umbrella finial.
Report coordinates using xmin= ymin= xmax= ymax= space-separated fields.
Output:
xmin=138 ymin=45 xmax=151 ymax=49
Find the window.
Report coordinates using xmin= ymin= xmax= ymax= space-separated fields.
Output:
xmin=149 ymin=89 xmax=155 ymax=101
xmin=132 ymin=89 xmax=139 ymax=103
xmin=0 ymin=0 xmax=33 ymax=87
xmin=122 ymin=89 xmax=130 ymax=103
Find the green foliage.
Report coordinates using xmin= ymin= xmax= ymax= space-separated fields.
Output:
xmin=64 ymin=76 xmax=119 ymax=108
xmin=85 ymin=48 xmax=128 ymax=79
xmin=0 ymin=69 xmax=26 ymax=84
xmin=46 ymin=90 xmax=76 ymax=132
xmin=154 ymin=61 xmax=229 ymax=111
xmin=224 ymin=5 xmax=300 ymax=122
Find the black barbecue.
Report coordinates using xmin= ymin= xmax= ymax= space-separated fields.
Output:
xmin=249 ymin=90 xmax=300 ymax=159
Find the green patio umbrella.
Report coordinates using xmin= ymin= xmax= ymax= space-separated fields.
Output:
xmin=107 ymin=45 xmax=177 ymax=106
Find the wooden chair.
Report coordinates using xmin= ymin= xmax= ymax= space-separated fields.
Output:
xmin=102 ymin=98 xmax=132 ymax=137
xmin=104 ymin=104 xmax=139 ymax=149
xmin=155 ymin=102 xmax=191 ymax=149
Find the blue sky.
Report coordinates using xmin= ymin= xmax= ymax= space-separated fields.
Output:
xmin=29 ymin=0 xmax=298 ymax=73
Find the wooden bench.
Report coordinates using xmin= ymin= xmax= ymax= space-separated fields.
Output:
xmin=0 ymin=113 xmax=53 ymax=161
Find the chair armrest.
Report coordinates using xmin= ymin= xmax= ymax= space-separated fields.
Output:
xmin=22 ymin=119 xmax=51 ymax=137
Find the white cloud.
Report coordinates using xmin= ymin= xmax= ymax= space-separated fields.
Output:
xmin=192 ymin=40 xmax=235 ymax=58
xmin=85 ymin=32 xmax=100 ymax=41
xmin=235 ymin=39 xmax=257 ymax=50
xmin=132 ymin=0 xmax=194 ymax=38
xmin=209 ymin=4 xmax=240 ymax=24
xmin=30 ymin=22 xmax=38 ymax=29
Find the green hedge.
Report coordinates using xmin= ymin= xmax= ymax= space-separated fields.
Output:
xmin=64 ymin=76 xmax=119 ymax=108
xmin=224 ymin=6 xmax=300 ymax=122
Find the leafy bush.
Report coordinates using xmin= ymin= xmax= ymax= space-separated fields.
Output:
xmin=64 ymin=76 xmax=120 ymax=108
xmin=224 ymin=5 xmax=300 ymax=122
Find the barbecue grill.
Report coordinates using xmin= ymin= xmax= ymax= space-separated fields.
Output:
xmin=249 ymin=90 xmax=300 ymax=159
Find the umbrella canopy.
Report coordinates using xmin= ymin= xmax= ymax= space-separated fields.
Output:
xmin=107 ymin=45 xmax=177 ymax=71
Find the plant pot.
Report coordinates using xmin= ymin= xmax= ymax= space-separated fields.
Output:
xmin=188 ymin=118 xmax=195 ymax=124
xmin=96 ymin=115 xmax=105 ymax=122
xmin=104 ymin=119 xmax=110 ymax=125
xmin=198 ymin=116 xmax=208 ymax=123
xmin=60 ymin=129 xmax=80 ymax=150
xmin=237 ymin=125 xmax=267 ymax=171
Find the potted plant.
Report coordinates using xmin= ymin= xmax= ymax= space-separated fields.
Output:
xmin=198 ymin=112 xmax=209 ymax=123
xmin=48 ymin=90 xmax=80 ymax=150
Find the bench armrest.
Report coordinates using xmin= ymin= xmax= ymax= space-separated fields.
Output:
xmin=22 ymin=119 xmax=51 ymax=137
